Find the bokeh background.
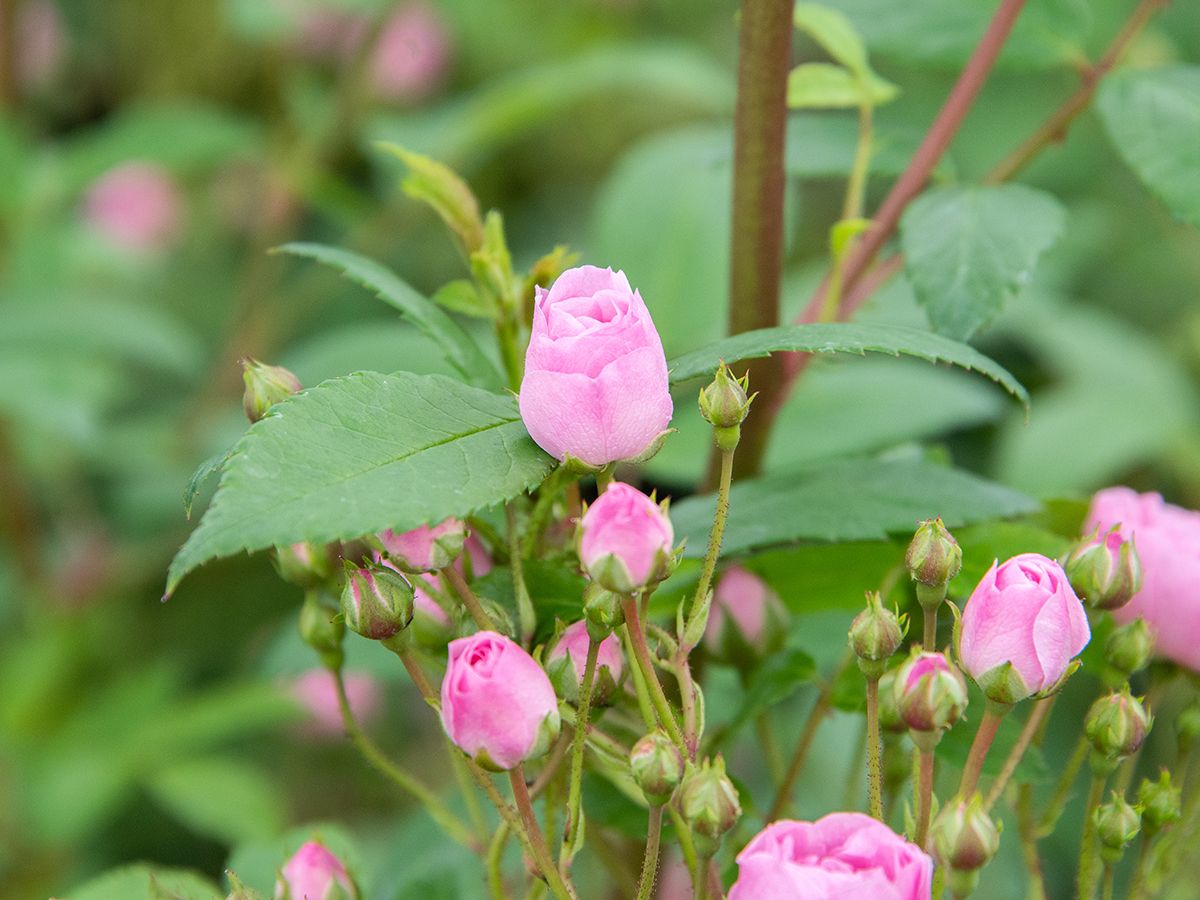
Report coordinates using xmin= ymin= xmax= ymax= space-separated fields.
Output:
xmin=1 ymin=0 xmax=1199 ymax=898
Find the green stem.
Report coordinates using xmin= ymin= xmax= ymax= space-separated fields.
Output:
xmin=917 ymin=583 xmax=945 ymax=649
xmin=635 ymin=805 xmax=665 ymax=900
xmin=506 ymin=504 xmax=536 ymax=646
xmin=915 ymin=744 xmax=935 ymax=848
xmin=595 ymin=464 xmax=616 ymax=494
xmin=449 ymin=732 xmax=489 ymax=840
xmin=678 ymin=653 xmax=700 ymax=760
xmin=1018 ymin=781 xmax=1047 ymax=900
xmin=621 ymin=597 xmax=687 ymax=754
xmin=1127 ymin=833 xmax=1152 ymax=900
xmin=668 ymin=805 xmax=699 ymax=880
xmin=820 ymin=99 xmax=874 ymax=323
xmin=866 ymin=677 xmax=884 ymax=820
xmin=1038 ymin=735 xmax=1090 ymax=835
xmin=495 ymin=315 xmax=524 ymax=394
xmin=758 ymin=712 xmax=785 ymax=788
xmin=985 ymin=697 xmax=1054 ymax=812
xmin=487 ymin=822 xmax=511 ymax=900
xmin=695 ymin=856 xmax=711 ymax=900
xmin=509 ymin=768 xmax=578 ymax=900
xmin=958 ymin=703 xmax=1009 ymax=799
xmin=561 ymin=639 xmax=600 ymax=866
xmin=1101 ymin=863 xmax=1115 ymax=900
xmin=523 ymin=466 xmax=575 ymax=557
xmin=1076 ymin=774 xmax=1108 ymax=900
xmin=621 ymin=625 xmax=658 ymax=730
xmin=688 ymin=448 xmax=735 ymax=629
xmin=443 ymin=565 xmax=496 ymax=631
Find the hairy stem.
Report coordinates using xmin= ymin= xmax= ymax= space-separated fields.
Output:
xmin=635 ymin=805 xmax=665 ymax=900
xmin=1038 ymin=735 xmax=1090 ymax=835
xmin=443 ymin=565 xmax=496 ymax=631
xmin=510 ymin=768 xmax=578 ymax=900
xmin=487 ymin=822 xmax=511 ymax=900
xmin=560 ymin=639 xmax=600 ymax=867
xmin=689 ymin=449 xmax=735 ymax=629
xmin=916 ymin=746 xmax=935 ymax=848
xmin=959 ymin=704 xmax=1008 ymax=799
xmin=506 ymin=504 xmax=536 ymax=646
xmin=1076 ymin=774 xmax=1108 ymax=900
xmin=621 ymin=598 xmax=687 ymax=753
xmin=985 ymin=697 xmax=1054 ymax=812
xmin=866 ymin=677 xmax=884 ymax=820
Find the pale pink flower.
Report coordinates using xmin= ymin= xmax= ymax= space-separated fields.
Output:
xmin=82 ymin=162 xmax=183 ymax=251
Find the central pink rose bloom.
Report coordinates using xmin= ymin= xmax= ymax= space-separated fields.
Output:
xmin=519 ymin=265 xmax=672 ymax=467
xmin=959 ymin=553 xmax=1090 ymax=702
xmin=1088 ymin=487 xmax=1200 ymax=670
xmin=729 ymin=813 xmax=933 ymax=899
xmin=275 ymin=840 xmax=355 ymax=900
xmin=578 ymin=482 xmax=674 ymax=593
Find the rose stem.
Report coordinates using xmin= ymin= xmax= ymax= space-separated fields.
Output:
xmin=486 ymin=821 xmax=511 ymax=900
xmin=1075 ymin=773 xmax=1108 ymax=900
xmin=560 ymin=638 xmax=600 ymax=868
xmin=505 ymin=504 xmax=536 ymax=646
xmin=621 ymin=596 xmax=688 ymax=754
xmin=510 ymin=767 xmax=578 ymax=900
xmin=985 ymin=698 xmax=1054 ymax=812
xmin=621 ymin=625 xmax=659 ymax=730
xmin=1038 ymin=734 xmax=1090 ymax=834
xmin=1018 ymin=783 xmax=1048 ymax=900
xmin=689 ymin=447 xmax=735 ymax=628
xmin=634 ymin=805 xmax=664 ymax=900
xmin=865 ymin=676 xmax=885 ymax=820
xmin=915 ymin=741 xmax=936 ymax=847
xmin=958 ymin=703 xmax=1009 ymax=798
xmin=442 ymin=564 xmax=497 ymax=630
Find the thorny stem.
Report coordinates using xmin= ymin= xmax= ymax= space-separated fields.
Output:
xmin=1018 ymin=782 xmax=1048 ymax=900
xmin=622 ymin=625 xmax=659 ymax=731
xmin=560 ymin=639 xmax=601 ymax=868
xmin=1039 ymin=735 xmax=1090 ymax=835
xmin=443 ymin=565 xmax=496 ymax=631
xmin=487 ymin=822 xmax=511 ymax=900
xmin=506 ymin=504 xmax=536 ymax=646
xmin=689 ymin=449 xmax=735 ymax=629
xmin=959 ymin=703 xmax=1009 ymax=799
xmin=509 ymin=768 xmax=578 ymax=900
xmin=1101 ymin=863 xmax=1116 ymax=900
xmin=865 ymin=677 xmax=884 ymax=820
xmin=915 ymin=745 xmax=935 ymax=848
xmin=635 ymin=805 xmax=665 ymax=900
xmin=622 ymin=597 xmax=688 ymax=753
xmin=1127 ymin=832 xmax=1152 ymax=900
xmin=1076 ymin=773 xmax=1108 ymax=900
xmin=985 ymin=697 xmax=1054 ymax=812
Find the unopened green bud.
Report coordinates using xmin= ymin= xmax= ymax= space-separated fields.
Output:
xmin=877 ymin=668 xmax=906 ymax=734
xmin=241 ymin=358 xmax=302 ymax=422
xmin=629 ymin=731 xmax=684 ymax=805
xmin=341 ymin=564 xmax=414 ymax=641
xmin=273 ymin=541 xmax=334 ymax=588
xmin=1086 ymin=689 xmax=1152 ymax=765
xmin=1179 ymin=698 xmax=1200 ymax=742
xmin=1095 ymin=791 xmax=1141 ymax=863
xmin=894 ymin=649 xmax=968 ymax=737
xmin=476 ymin=598 xmax=517 ymax=640
xmin=583 ymin=583 xmax=625 ymax=641
xmin=1062 ymin=528 xmax=1143 ymax=612
xmin=1105 ymin=618 xmax=1155 ymax=677
xmin=931 ymin=794 xmax=1000 ymax=875
xmin=679 ymin=756 xmax=741 ymax=857
xmin=698 ymin=363 xmax=753 ymax=435
xmin=1137 ymin=770 xmax=1181 ymax=834
xmin=849 ymin=591 xmax=904 ymax=679
xmin=906 ymin=517 xmax=962 ymax=591
xmin=299 ymin=593 xmax=344 ymax=670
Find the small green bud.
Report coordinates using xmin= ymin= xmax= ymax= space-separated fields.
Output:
xmin=299 ymin=592 xmax=344 ymax=670
xmin=679 ymin=756 xmax=741 ymax=857
xmin=1137 ymin=770 xmax=1181 ymax=834
xmin=1178 ymin=698 xmax=1200 ymax=742
xmin=583 ymin=583 xmax=625 ymax=640
xmin=894 ymin=649 xmax=968 ymax=736
xmin=931 ymin=794 xmax=1000 ymax=875
xmin=1105 ymin=618 xmax=1155 ymax=677
xmin=273 ymin=541 xmax=334 ymax=588
xmin=1086 ymin=689 xmax=1152 ymax=764
xmin=241 ymin=358 xmax=302 ymax=422
xmin=906 ymin=517 xmax=963 ymax=590
xmin=629 ymin=731 xmax=684 ymax=805
xmin=476 ymin=597 xmax=517 ymax=640
xmin=849 ymin=591 xmax=904 ymax=679
xmin=876 ymin=668 xmax=907 ymax=734
xmin=340 ymin=564 xmax=414 ymax=641
xmin=698 ymin=363 xmax=753 ymax=433
xmin=1062 ymin=528 xmax=1143 ymax=612
xmin=1095 ymin=791 xmax=1141 ymax=863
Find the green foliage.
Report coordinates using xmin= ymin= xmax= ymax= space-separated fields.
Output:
xmin=787 ymin=64 xmax=899 ymax=109
xmin=167 ymin=373 xmax=554 ymax=594
xmin=65 ymin=864 xmax=222 ymax=900
xmin=147 ymin=756 xmax=286 ymax=845
xmin=728 ymin=649 xmax=818 ymax=732
xmin=900 ymin=185 xmax=1066 ymax=340
xmin=1097 ymin=65 xmax=1200 ymax=229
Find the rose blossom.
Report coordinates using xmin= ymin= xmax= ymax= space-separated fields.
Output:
xmin=291 ymin=669 xmax=381 ymax=737
xmin=547 ymin=619 xmax=624 ymax=686
xmin=704 ymin=566 xmax=785 ymax=658
xmin=1087 ymin=487 xmax=1200 ymax=670
xmin=441 ymin=631 xmax=560 ymax=770
xmin=378 ymin=517 xmax=467 ymax=572
xmin=378 ymin=534 xmax=491 ymax=645
xmin=519 ymin=265 xmax=672 ymax=467
xmin=82 ymin=162 xmax=183 ymax=251
xmin=729 ymin=813 xmax=933 ymax=899
xmin=275 ymin=840 xmax=356 ymax=900
xmin=959 ymin=553 xmax=1090 ymax=702
xmin=578 ymin=482 xmax=674 ymax=593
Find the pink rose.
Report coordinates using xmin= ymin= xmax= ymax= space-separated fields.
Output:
xmin=729 ymin=813 xmax=933 ymax=900
xmin=275 ymin=840 xmax=356 ymax=900
xmin=291 ymin=669 xmax=381 ymax=737
xmin=441 ymin=631 xmax=561 ymax=770
xmin=960 ymin=553 xmax=1090 ymax=702
xmin=378 ymin=534 xmax=491 ymax=646
xmin=704 ymin=566 xmax=786 ymax=660
xmin=369 ymin=3 xmax=451 ymax=102
xmin=379 ymin=518 xmax=467 ymax=572
xmin=519 ymin=265 xmax=672 ymax=467
xmin=578 ymin=482 xmax=674 ymax=593
xmin=1087 ymin=487 xmax=1200 ymax=670
xmin=82 ymin=162 xmax=183 ymax=251
xmin=546 ymin=619 xmax=624 ymax=701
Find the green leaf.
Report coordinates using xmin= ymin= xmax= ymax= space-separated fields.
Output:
xmin=900 ymin=185 xmax=1066 ymax=340
xmin=746 ymin=542 xmax=904 ymax=613
xmin=275 ymin=243 xmax=500 ymax=387
xmin=793 ymin=3 xmax=871 ymax=77
xmin=432 ymin=278 xmax=497 ymax=320
xmin=787 ymin=63 xmax=898 ymax=110
xmin=146 ymin=756 xmax=285 ymax=845
xmin=666 ymin=322 xmax=1028 ymax=406
xmin=66 ymin=865 xmax=221 ymax=900
xmin=377 ymin=144 xmax=486 ymax=252
xmin=729 ymin=649 xmax=818 ymax=731
xmin=1097 ymin=65 xmax=1200 ymax=229
xmin=166 ymin=373 xmax=553 ymax=595
xmin=184 ymin=447 xmax=233 ymax=519
xmin=785 ymin=114 xmax=938 ymax=179
xmin=670 ymin=457 xmax=1038 ymax=558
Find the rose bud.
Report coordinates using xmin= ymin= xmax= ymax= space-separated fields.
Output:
xmin=578 ymin=482 xmax=675 ymax=594
xmin=678 ymin=756 xmax=741 ymax=857
xmin=582 ymin=583 xmax=625 ymax=637
xmin=274 ymin=840 xmax=358 ymax=900
xmin=410 ymin=578 xmax=455 ymax=648
xmin=518 ymin=265 xmax=672 ymax=468
xmin=1062 ymin=528 xmax=1143 ymax=611
xmin=1087 ymin=487 xmax=1200 ymax=671
xmin=274 ymin=541 xmax=334 ymax=588
xmin=1085 ymin=690 xmax=1152 ymax=770
xmin=629 ymin=730 xmax=684 ymax=806
xmin=848 ymin=591 xmax=904 ymax=679
xmin=930 ymin=795 xmax=1000 ymax=898
xmin=440 ymin=631 xmax=560 ymax=771
xmin=1095 ymin=791 xmax=1141 ymax=863
xmin=242 ymin=358 xmax=302 ymax=422
xmin=82 ymin=162 xmax=183 ymax=253
xmin=894 ymin=650 xmax=968 ymax=738
xmin=367 ymin=2 xmax=451 ymax=104
xmin=378 ymin=518 xmax=468 ymax=573
xmin=703 ymin=566 xmax=787 ymax=668
xmin=1105 ymin=618 xmax=1155 ymax=678
xmin=876 ymin=668 xmax=907 ymax=734
xmin=729 ymin=813 xmax=932 ymax=899
xmin=698 ymin=363 xmax=754 ymax=451
xmin=299 ymin=593 xmax=344 ymax=671
xmin=959 ymin=553 xmax=1090 ymax=704
xmin=340 ymin=564 xmax=414 ymax=641
xmin=545 ymin=619 xmax=624 ymax=705
xmin=906 ymin=517 xmax=962 ymax=614
xmin=1137 ymin=770 xmax=1181 ymax=835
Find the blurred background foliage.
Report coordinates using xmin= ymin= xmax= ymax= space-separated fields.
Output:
xmin=0 ymin=0 xmax=1198 ymax=897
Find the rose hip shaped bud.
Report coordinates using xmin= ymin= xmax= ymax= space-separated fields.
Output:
xmin=698 ymin=363 xmax=753 ymax=451
xmin=906 ymin=517 xmax=962 ymax=594
xmin=274 ymin=541 xmax=333 ymax=588
xmin=582 ymin=583 xmax=625 ymax=638
xmin=518 ymin=265 xmax=672 ymax=468
xmin=242 ymin=358 xmax=302 ymax=422
xmin=629 ymin=730 xmax=684 ymax=805
xmin=340 ymin=564 xmax=414 ymax=641
xmin=1063 ymin=528 xmax=1143 ymax=611
xmin=1085 ymin=690 xmax=1152 ymax=767
xmin=894 ymin=650 xmax=968 ymax=737
xmin=299 ymin=593 xmax=344 ymax=671
xmin=379 ymin=518 xmax=467 ymax=573
xmin=1105 ymin=618 xmax=1155 ymax=677
xmin=704 ymin=566 xmax=787 ymax=667
xmin=1087 ymin=487 xmax=1200 ymax=670
xmin=729 ymin=813 xmax=933 ymax=900
xmin=1137 ymin=770 xmax=1181 ymax=834
xmin=1095 ymin=792 xmax=1141 ymax=863
xmin=440 ymin=631 xmax=561 ymax=771
xmin=545 ymin=619 xmax=624 ymax=705
xmin=578 ymin=482 xmax=674 ymax=593
xmin=275 ymin=840 xmax=358 ymax=900
xmin=848 ymin=591 xmax=904 ymax=679
xmin=930 ymin=795 xmax=1000 ymax=898
xmin=679 ymin=756 xmax=741 ymax=857
xmin=959 ymin=553 xmax=1090 ymax=704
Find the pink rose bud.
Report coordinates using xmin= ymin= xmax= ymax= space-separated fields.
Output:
xmin=546 ymin=619 xmax=624 ymax=704
xmin=274 ymin=541 xmax=333 ymax=588
xmin=275 ymin=840 xmax=357 ymax=900
xmin=894 ymin=650 xmax=968 ymax=738
xmin=578 ymin=482 xmax=675 ymax=593
xmin=291 ymin=669 xmax=381 ymax=738
xmin=379 ymin=518 xmax=467 ymax=573
xmin=959 ymin=553 xmax=1090 ymax=703
xmin=340 ymin=564 xmax=414 ymax=641
xmin=368 ymin=3 xmax=451 ymax=103
xmin=82 ymin=162 xmax=183 ymax=252
xmin=848 ymin=591 xmax=904 ymax=679
xmin=704 ymin=566 xmax=786 ymax=664
xmin=1085 ymin=689 xmax=1152 ymax=767
xmin=678 ymin=756 xmax=741 ymax=857
xmin=629 ymin=730 xmax=684 ymax=806
xmin=1062 ymin=528 xmax=1142 ymax=611
xmin=519 ymin=265 xmax=673 ymax=468
xmin=440 ymin=631 xmax=561 ymax=771
xmin=930 ymin=795 xmax=1000 ymax=898
xmin=729 ymin=813 xmax=933 ymax=900
xmin=1086 ymin=487 xmax=1200 ymax=671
